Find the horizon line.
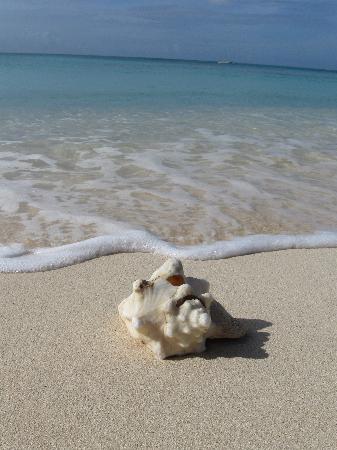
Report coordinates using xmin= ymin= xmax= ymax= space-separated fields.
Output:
xmin=1 ymin=51 xmax=336 ymax=73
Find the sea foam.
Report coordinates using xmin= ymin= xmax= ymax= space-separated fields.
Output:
xmin=1 ymin=231 xmax=337 ymax=273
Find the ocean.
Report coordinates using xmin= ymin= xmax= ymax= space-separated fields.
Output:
xmin=1 ymin=53 xmax=337 ymax=269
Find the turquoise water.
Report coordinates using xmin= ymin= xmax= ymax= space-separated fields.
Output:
xmin=1 ymin=53 xmax=337 ymax=110
xmin=1 ymin=53 xmax=337 ymax=247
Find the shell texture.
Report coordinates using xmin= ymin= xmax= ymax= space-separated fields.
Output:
xmin=118 ymin=258 xmax=247 ymax=359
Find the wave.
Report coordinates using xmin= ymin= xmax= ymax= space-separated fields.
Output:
xmin=1 ymin=230 xmax=337 ymax=273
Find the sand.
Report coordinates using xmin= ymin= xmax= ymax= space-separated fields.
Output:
xmin=1 ymin=249 xmax=336 ymax=449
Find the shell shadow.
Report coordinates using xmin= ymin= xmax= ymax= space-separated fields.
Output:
xmin=186 ymin=276 xmax=210 ymax=296
xmin=178 ymin=277 xmax=272 ymax=360
xmin=172 ymin=318 xmax=272 ymax=361
xmin=203 ymin=318 xmax=272 ymax=360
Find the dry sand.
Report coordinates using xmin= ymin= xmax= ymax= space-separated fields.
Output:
xmin=1 ymin=249 xmax=336 ymax=449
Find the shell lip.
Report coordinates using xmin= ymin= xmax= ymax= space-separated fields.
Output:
xmin=175 ymin=294 xmax=206 ymax=308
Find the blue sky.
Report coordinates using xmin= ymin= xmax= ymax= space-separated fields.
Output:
xmin=0 ymin=0 xmax=336 ymax=69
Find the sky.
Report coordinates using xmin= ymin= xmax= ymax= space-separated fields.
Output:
xmin=0 ymin=0 xmax=336 ymax=69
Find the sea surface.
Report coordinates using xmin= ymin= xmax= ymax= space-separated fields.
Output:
xmin=1 ymin=53 xmax=337 ymax=249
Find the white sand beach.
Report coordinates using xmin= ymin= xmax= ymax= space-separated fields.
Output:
xmin=1 ymin=249 xmax=336 ymax=449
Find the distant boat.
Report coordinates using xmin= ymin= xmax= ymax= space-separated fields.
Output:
xmin=217 ymin=60 xmax=233 ymax=64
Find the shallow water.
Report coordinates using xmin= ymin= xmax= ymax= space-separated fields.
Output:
xmin=1 ymin=54 xmax=337 ymax=248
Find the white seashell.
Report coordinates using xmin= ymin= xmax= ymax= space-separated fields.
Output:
xmin=118 ymin=258 xmax=247 ymax=359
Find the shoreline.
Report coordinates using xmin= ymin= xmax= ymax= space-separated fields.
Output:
xmin=2 ymin=230 xmax=337 ymax=272
xmin=1 ymin=249 xmax=336 ymax=448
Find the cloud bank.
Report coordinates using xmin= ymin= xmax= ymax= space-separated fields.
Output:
xmin=0 ymin=0 xmax=336 ymax=69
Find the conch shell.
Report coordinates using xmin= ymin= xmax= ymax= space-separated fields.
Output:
xmin=118 ymin=258 xmax=247 ymax=359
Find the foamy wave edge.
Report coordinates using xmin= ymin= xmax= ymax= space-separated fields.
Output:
xmin=1 ymin=230 xmax=337 ymax=273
